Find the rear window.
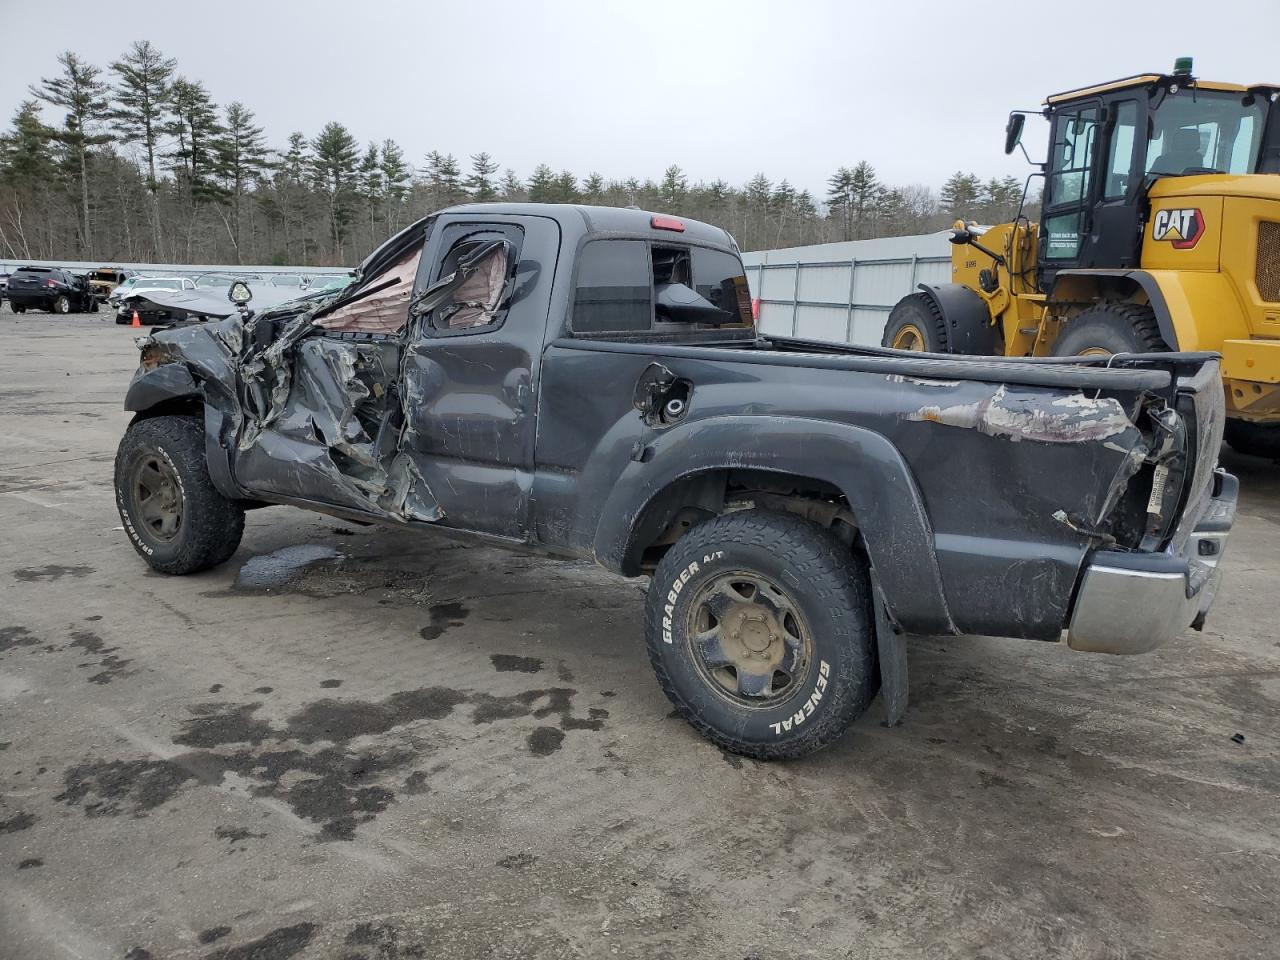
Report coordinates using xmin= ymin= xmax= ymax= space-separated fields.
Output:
xmin=15 ymin=268 xmax=52 ymax=276
xmin=571 ymin=239 xmax=753 ymax=336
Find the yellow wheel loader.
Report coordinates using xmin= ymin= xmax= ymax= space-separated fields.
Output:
xmin=883 ymin=59 xmax=1280 ymax=458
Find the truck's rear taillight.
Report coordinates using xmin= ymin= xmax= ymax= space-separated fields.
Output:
xmin=45 ymin=279 xmax=56 ymax=287
xmin=651 ymin=215 xmax=684 ymax=232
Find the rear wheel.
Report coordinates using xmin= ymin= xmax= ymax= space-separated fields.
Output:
xmin=645 ymin=509 xmax=875 ymax=760
xmin=114 ymin=415 xmax=245 ymax=575
xmin=1224 ymin=419 xmax=1280 ymax=461
xmin=882 ymin=293 xmax=948 ymax=352
xmin=1051 ymin=302 xmax=1166 ymax=357
xmin=52 ymin=295 xmax=71 ymax=315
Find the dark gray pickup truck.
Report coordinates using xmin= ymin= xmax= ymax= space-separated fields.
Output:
xmin=114 ymin=204 xmax=1237 ymax=758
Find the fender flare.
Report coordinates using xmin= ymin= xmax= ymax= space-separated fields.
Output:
xmin=122 ymin=363 xmax=243 ymax=501
xmin=123 ymin=362 xmax=199 ymax=413
xmin=1050 ymin=269 xmax=1179 ymax=349
xmin=592 ymin=415 xmax=957 ymax=636
xmin=915 ymin=282 xmax=1000 ymax=355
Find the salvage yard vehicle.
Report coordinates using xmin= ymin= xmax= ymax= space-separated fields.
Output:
xmin=114 ymin=203 xmax=1237 ymax=759
xmin=883 ymin=59 xmax=1280 ymax=459
xmin=114 ymin=276 xmax=198 ymax=324
xmin=86 ymin=267 xmax=136 ymax=305
xmin=6 ymin=266 xmax=97 ymax=314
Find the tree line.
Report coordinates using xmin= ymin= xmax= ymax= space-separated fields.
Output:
xmin=0 ymin=44 xmax=1038 ymax=266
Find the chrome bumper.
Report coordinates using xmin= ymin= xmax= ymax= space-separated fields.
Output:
xmin=1066 ymin=469 xmax=1237 ymax=655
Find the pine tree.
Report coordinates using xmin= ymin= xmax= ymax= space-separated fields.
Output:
xmin=310 ymin=121 xmax=360 ymax=259
xmin=847 ymin=161 xmax=880 ymax=239
xmin=940 ymin=171 xmax=982 ymax=220
xmin=166 ymin=77 xmax=223 ymax=204
xmin=423 ymin=151 xmax=463 ymax=209
xmin=581 ymin=172 xmax=605 ymax=203
xmin=526 ymin=163 xmax=556 ymax=202
xmin=659 ymin=165 xmax=687 ymax=209
xmin=378 ymin=139 xmax=410 ymax=230
xmin=466 ymin=151 xmax=498 ymax=201
xmin=554 ymin=170 xmax=578 ymax=203
xmin=499 ymin=168 xmax=525 ymax=201
xmin=213 ymin=102 xmax=268 ymax=260
xmin=109 ymin=41 xmax=175 ymax=194
xmin=826 ymin=167 xmax=855 ymax=241
xmin=0 ymin=102 xmax=56 ymax=186
xmin=357 ymin=141 xmax=380 ymax=247
xmin=29 ymin=51 xmax=111 ymax=254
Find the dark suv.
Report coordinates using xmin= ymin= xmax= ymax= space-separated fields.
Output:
xmin=6 ymin=267 xmax=97 ymax=314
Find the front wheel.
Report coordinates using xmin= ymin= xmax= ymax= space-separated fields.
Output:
xmin=114 ymin=415 xmax=245 ymax=574
xmin=882 ymin=293 xmax=948 ymax=352
xmin=53 ymin=295 xmax=71 ymax=314
xmin=645 ymin=509 xmax=875 ymax=760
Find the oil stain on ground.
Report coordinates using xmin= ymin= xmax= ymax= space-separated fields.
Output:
xmin=490 ymin=654 xmax=543 ymax=673
xmin=0 ymin=625 xmax=39 ymax=653
xmin=54 ymin=682 xmax=609 ymax=840
xmin=419 ymin=602 xmax=468 ymax=640
xmin=204 ymin=922 xmax=318 ymax=960
xmin=67 ymin=630 xmax=133 ymax=684
xmin=12 ymin=564 xmax=94 ymax=582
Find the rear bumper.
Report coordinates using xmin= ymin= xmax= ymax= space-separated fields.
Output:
xmin=6 ymin=292 xmax=54 ymax=308
xmin=1066 ymin=469 xmax=1237 ymax=654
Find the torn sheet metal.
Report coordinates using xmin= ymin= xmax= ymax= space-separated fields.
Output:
xmin=905 ymin=384 xmax=1138 ymax=444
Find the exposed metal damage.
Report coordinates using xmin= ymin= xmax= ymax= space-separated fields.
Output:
xmin=905 ymin=384 xmax=1139 ymax=444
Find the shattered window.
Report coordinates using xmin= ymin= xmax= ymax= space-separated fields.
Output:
xmin=433 ymin=239 xmax=510 ymax=331
xmin=314 ymin=249 xmax=421 ymax=335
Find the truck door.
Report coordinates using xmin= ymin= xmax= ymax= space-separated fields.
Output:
xmin=398 ymin=214 xmax=557 ymax=539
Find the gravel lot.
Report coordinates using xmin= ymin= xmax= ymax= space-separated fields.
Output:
xmin=1 ymin=312 xmax=1278 ymax=960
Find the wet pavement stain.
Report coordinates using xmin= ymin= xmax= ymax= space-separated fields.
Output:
xmin=233 ymin=545 xmax=341 ymax=591
xmin=419 ymin=601 xmax=469 ymax=641
xmin=214 ymin=825 xmax=268 ymax=845
xmin=54 ymin=682 xmax=608 ymax=839
xmin=0 ymin=625 xmax=39 ymax=652
xmin=344 ymin=920 xmax=430 ymax=959
xmin=204 ymin=922 xmax=318 ymax=960
xmin=319 ymin=678 xmax=342 ymax=688
xmin=490 ymin=654 xmax=543 ymax=673
xmin=12 ymin=564 xmax=94 ymax=582
xmin=199 ymin=926 xmax=232 ymax=944
xmin=528 ymin=727 xmax=565 ymax=756
xmin=67 ymin=630 xmax=134 ymax=685
xmin=497 ymin=851 xmax=538 ymax=868
xmin=0 ymin=811 xmax=36 ymax=833
xmin=17 ymin=858 xmax=43 ymax=869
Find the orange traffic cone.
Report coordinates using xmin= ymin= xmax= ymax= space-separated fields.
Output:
xmin=131 ymin=309 xmax=142 ymax=328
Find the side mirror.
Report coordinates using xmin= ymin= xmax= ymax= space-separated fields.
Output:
xmin=1004 ymin=113 xmax=1026 ymax=155
xmin=228 ymin=280 xmax=253 ymax=305
xmin=654 ymin=282 xmax=734 ymax=325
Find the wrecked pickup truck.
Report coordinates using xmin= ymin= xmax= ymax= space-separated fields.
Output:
xmin=114 ymin=203 xmax=1237 ymax=759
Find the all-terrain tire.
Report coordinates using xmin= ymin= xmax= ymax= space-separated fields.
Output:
xmin=53 ymin=295 xmax=71 ymax=315
xmin=645 ymin=509 xmax=875 ymax=760
xmin=1051 ymin=302 xmax=1167 ymax=356
xmin=1224 ymin=419 xmax=1280 ymax=461
xmin=114 ymin=415 xmax=245 ymax=574
xmin=882 ymin=292 xmax=949 ymax=352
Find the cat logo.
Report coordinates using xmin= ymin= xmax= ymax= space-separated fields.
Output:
xmin=1151 ymin=207 xmax=1204 ymax=249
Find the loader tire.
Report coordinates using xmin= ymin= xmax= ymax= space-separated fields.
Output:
xmin=882 ymin=293 xmax=948 ymax=352
xmin=645 ymin=509 xmax=875 ymax=760
xmin=1051 ymin=303 xmax=1167 ymax=357
xmin=115 ymin=415 xmax=245 ymax=575
xmin=1224 ymin=420 xmax=1280 ymax=461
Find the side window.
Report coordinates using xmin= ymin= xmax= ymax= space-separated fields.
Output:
xmin=1047 ymin=106 xmax=1099 ymax=208
xmin=692 ymin=247 xmax=753 ymax=327
xmin=1103 ymin=100 xmax=1138 ymax=200
xmin=422 ymin=222 xmax=523 ymax=336
xmin=571 ymin=240 xmax=651 ymax=333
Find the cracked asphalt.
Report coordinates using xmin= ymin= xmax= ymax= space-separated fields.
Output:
xmin=1 ymin=313 xmax=1277 ymax=959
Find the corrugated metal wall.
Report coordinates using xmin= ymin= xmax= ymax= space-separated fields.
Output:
xmin=741 ymin=232 xmax=954 ymax=346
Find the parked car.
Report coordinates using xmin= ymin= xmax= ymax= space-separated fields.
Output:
xmin=114 ymin=277 xmax=198 ymax=324
xmin=6 ymin=266 xmax=97 ymax=313
xmin=86 ymin=267 xmax=136 ymax=305
xmin=114 ymin=204 xmax=1236 ymax=759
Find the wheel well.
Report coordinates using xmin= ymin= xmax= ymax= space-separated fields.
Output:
xmin=626 ymin=468 xmax=858 ymax=575
xmin=128 ymin=396 xmax=203 ymax=425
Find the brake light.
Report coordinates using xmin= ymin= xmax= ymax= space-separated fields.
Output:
xmin=45 ymin=279 xmax=56 ymax=287
xmin=651 ymin=215 xmax=684 ymax=232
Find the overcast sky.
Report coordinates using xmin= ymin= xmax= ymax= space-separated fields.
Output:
xmin=4 ymin=0 xmax=1278 ymax=197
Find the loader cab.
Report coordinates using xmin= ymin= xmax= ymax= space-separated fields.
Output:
xmin=1033 ymin=68 xmax=1278 ymax=289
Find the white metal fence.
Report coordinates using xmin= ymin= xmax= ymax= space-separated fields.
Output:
xmin=741 ymin=231 xmax=953 ymax=346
